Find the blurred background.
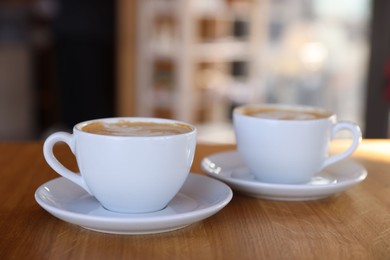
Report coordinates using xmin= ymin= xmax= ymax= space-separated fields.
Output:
xmin=0 ymin=0 xmax=388 ymax=143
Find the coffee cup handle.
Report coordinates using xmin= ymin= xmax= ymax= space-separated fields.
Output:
xmin=321 ymin=121 xmax=362 ymax=169
xmin=43 ymin=132 xmax=92 ymax=194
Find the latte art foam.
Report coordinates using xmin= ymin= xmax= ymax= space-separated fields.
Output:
xmin=241 ymin=107 xmax=329 ymax=120
xmin=251 ymin=111 xmax=318 ymax=120
xmin=81 ymin=121 xmax=192 ymax=136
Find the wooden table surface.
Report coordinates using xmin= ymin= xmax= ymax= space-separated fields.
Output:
xmin=1 ymin=139 xmax=390 ymax=259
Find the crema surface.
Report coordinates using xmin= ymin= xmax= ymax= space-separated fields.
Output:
xmin=81 ymin=121 xmax=192 ymax=136
xmin=242 ymin=108 xmax=329 ymax=120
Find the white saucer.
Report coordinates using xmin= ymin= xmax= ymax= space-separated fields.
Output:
xmin=35 ymin=173 xmax=232 ymax=234
xmin=201 ymin=151 xmax=367 ymax=201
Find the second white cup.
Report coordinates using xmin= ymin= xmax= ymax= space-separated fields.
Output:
xmin=233 ymin=104 xmax=362 ymax=184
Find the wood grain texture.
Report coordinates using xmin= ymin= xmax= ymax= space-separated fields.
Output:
xmin=0 ymin=140 xmax=390 ymax=259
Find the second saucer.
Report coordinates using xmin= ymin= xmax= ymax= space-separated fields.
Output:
xmin=201 ymin=151 xmax=367 ymax=201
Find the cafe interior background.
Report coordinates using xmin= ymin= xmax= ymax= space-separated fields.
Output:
xmin=0 ymin=0 xmax=388 ymax=143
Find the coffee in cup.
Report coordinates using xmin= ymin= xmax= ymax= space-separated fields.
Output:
xmin=233 ymin=104 xmax=362 ymax=184
xmin=81 ymin=120 xmax=192 ymax=136
xmin=240 ymin=106 xmax=331 ymax=120
xmin=43 ymin=117 xmax=197 ymax=213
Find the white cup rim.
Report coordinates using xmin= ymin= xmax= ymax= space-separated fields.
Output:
xmin=74 ymin=117 xmax=196 ymax=138
xmin=233 ymin=104 xmax=334 ymax=121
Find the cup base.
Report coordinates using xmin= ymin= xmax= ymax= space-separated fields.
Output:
xmin=101 ymin=204 xmax=168 ymax=214
xmin=253 ymin=176 xmax=311 ymax=185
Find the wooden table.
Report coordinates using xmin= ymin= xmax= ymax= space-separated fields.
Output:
xmin=1 ymin=140 xmax=390 ymax=259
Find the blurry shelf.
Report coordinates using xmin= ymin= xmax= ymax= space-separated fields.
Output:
xmin=148 ymin=39 xmax=249 ymax=61
xmin=194 ymin=39 xmax=250 ymax=61
xmin=196 ymin=122 xmax=235 ymax=144
xmin=137 ymin=0 xmax=266 ymax=123
xmin=145 ymin=0 xmax=178 ymax=16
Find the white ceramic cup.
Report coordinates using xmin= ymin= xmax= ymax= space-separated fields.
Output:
xmin=43 ymin=117 xmax=197 ymax=213
xmin=233 ymin=104 xmax=362 ymax=184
